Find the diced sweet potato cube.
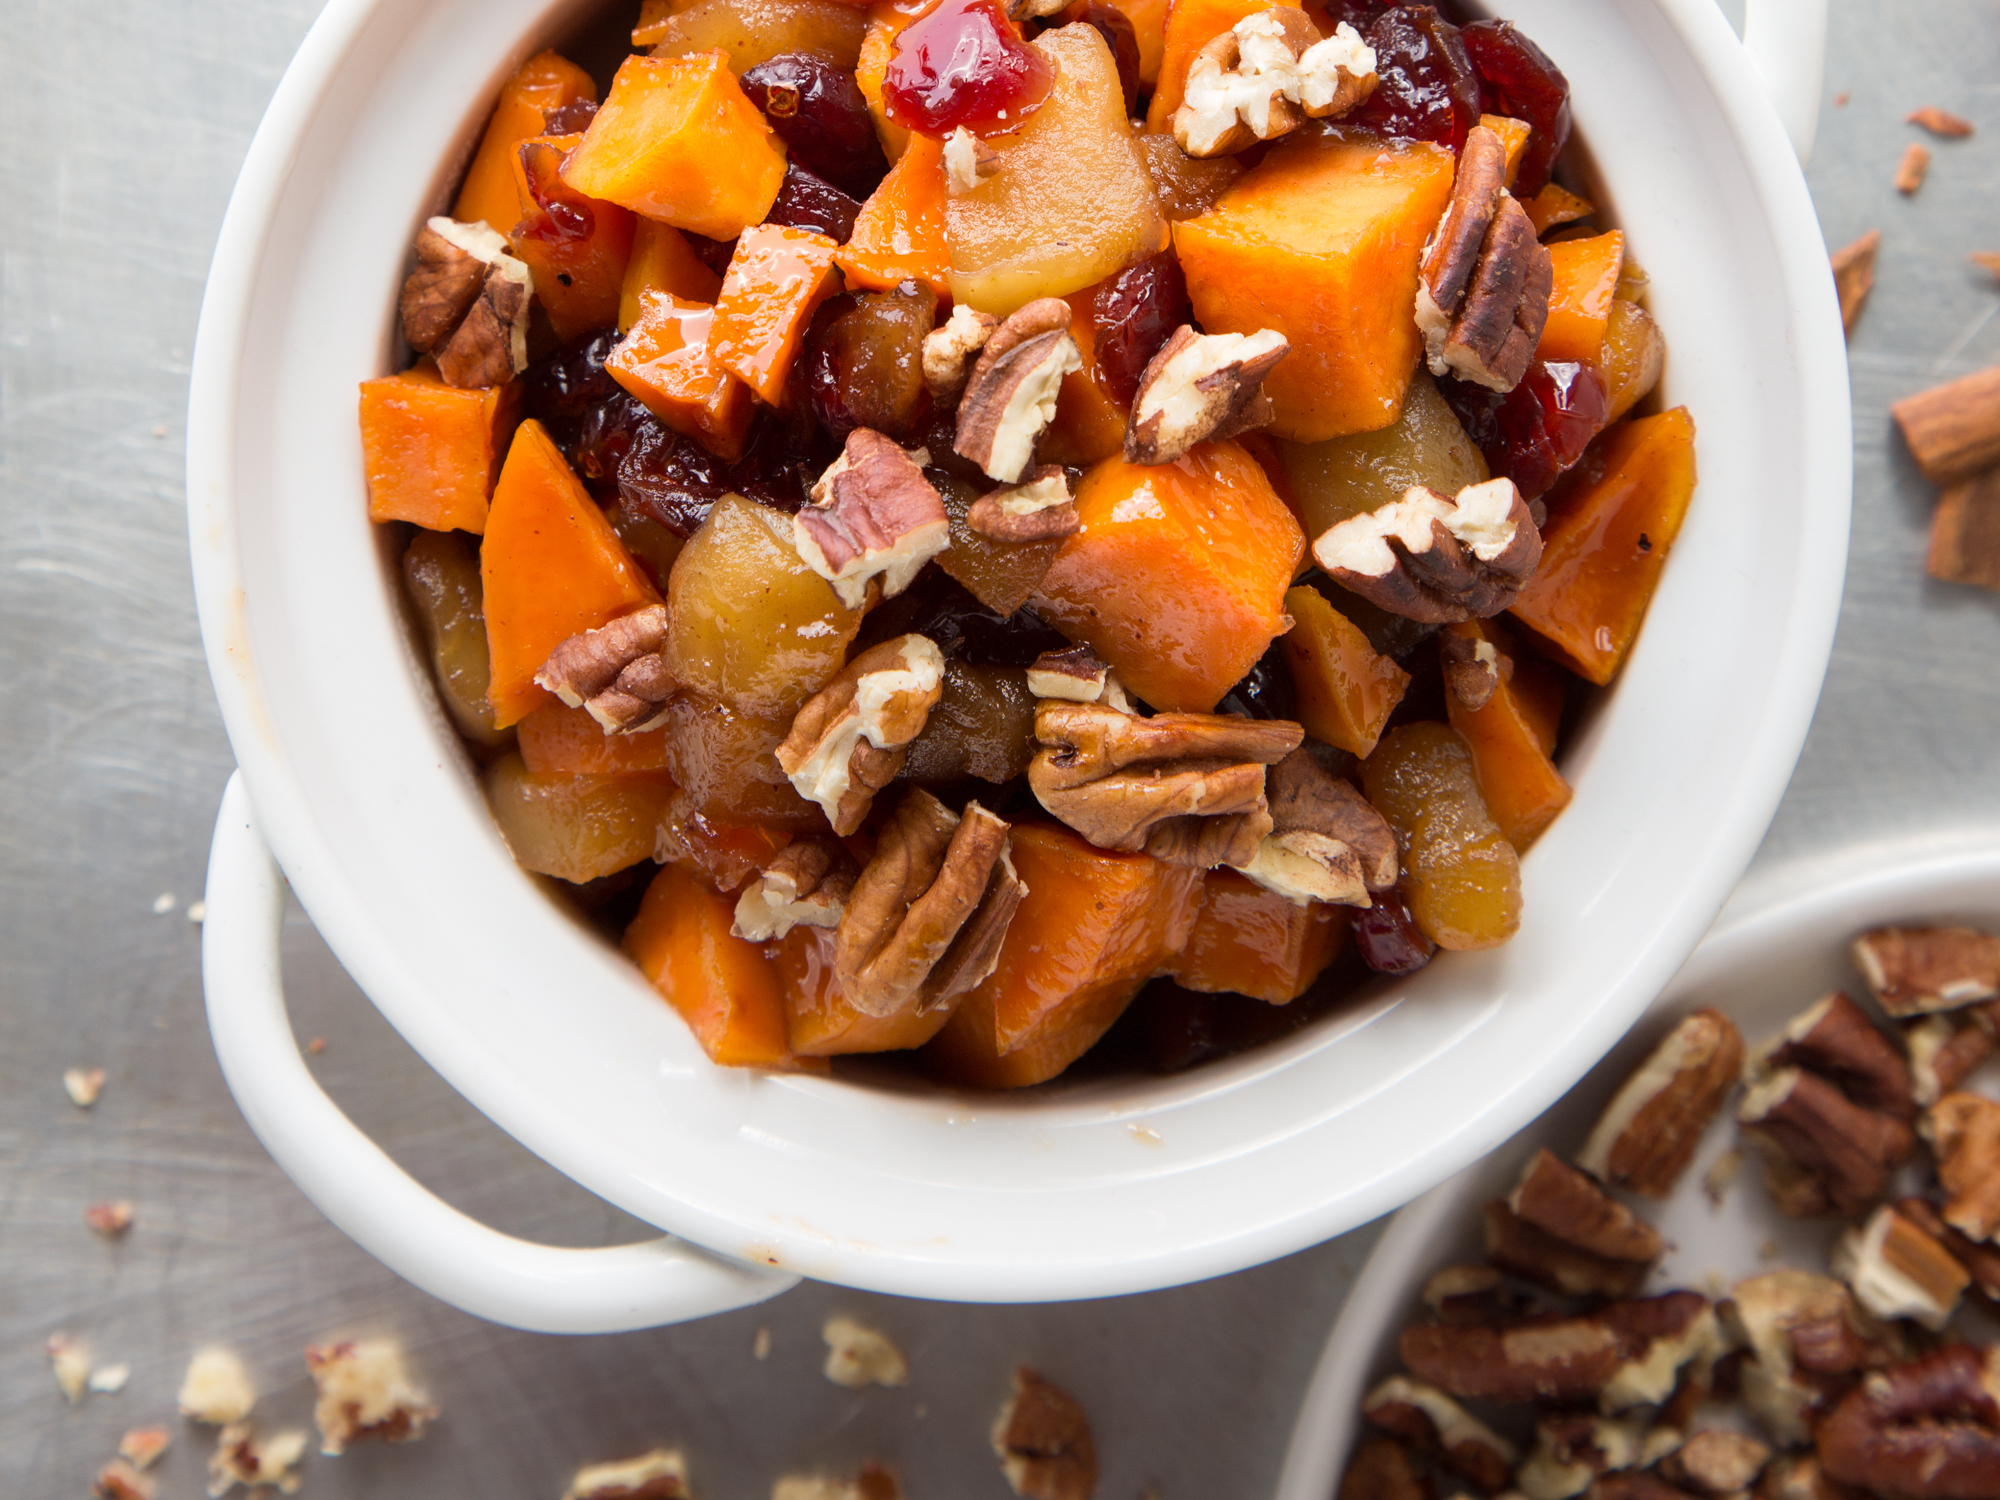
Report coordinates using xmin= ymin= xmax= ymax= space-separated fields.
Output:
xmin=1039 ymin=290 xmax=1131 ymax=469
xmin=561 ymin=53 xmax=787 ymax=240
xmin=619 ymin=217 xmax=723 ymax=332
xmin=1280 ymin=585 xmax=1409 ymax=757
xmin=1443 ymin=621 xmax=1571 ymax=851
xmin=481 ymin=420 xmax=662 ymax=727
xmin=1115 ymin=0 xmax=1170 ymax=84
xmin=1537 ymin=231 xmax=1625 ymax=365
xmin=359 ymin=360 xmax=520 ymax=532
xmin=1169 ymin=868 xmax=1346 ymax=1003
xmin=1175 ymin=133 xmax=1457 ymax=441
xmin=608 ymin=292 xmax=757 ymax=460
xmin=453 ymin=50 xmax=597 ymax=234
xmin=779 ymin=926 xmax=963 ymax=1056
xmin=624 ymin=862 xmax=803 ymax=1069
xmin=926 ymin=823 xmax=1202 ymax=1087
xmin=1508 ymin=408 xmax=1697 ymax=686
xmin=855 ymin=15 xmax=914 ymax=163
xmin=645 ymin=0 xmax=868 ymax=73
xmin=707 ymin=224 xmax=844 ymax=404
xmin=1522 ymin=183 xmax=1594 ymax=236
xmin=517 ymin=702 xmax=674 ymax=775
xmin=836 ymin=132 xmax=949 ymax=296
xmin=1363 ymin=723 xmax=1520 ymax=951
xmin=1479 ymin=114 xmax=1530 ymax=187
xmin=1144 ymin=0 xmax=1301 ymax=130
xmin=1595 ymin=298 xmax=1665 ymax=425
xmin=485 ymin=753 xmax=674 ymax=883
xmin=947 ymin=24 xmax=1165 ymax=315
xmin=1033 ymin=441 xmax=1304 ymax=712
xmin=509 ymin=135 xmax=637 ymax=344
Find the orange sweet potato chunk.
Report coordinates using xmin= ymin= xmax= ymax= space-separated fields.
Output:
xmin=1145 ymin=0 xmax=1302 ymax=130
xmin=1174 ymin=133 xmax=1457 ymax=441
xmin=608 ymin=292 xmax=756 ymax=460
xmin=1442 ymin=622 xmax=1571 ymax=851
xmin=1479 ymin=114 xmax=1530 ymax=187
xmin=1280 ymin=585 xmax=1409 ymax=757
xmin=453 ymin=51 xmax=597 ymax=234
xmin=855 ymin=12 xmax=915 ymax=163
xmin=1169 ymin=868 xmax=1345 ymax=1003
xmin=835 ymin=132 xmax=949 ymax=296
xmin=619 ymin=217 xmax=723 ymax=332
xmin=1032 ymin=441 xmax=1304 ymax=712
xmin=1537 ymin=231 xmax=1625 ymax=365
xmin=1115 ymin=0 xmax=1170 ymax=84
xmin=779 ymin=926 xmax=962 ymax=1057
xmin=707 ymin=224 xmax=844 ymax=404
xmin=561 ymin=53 xmax=787 ymax=240
xmin=926 ymin=824 xmax=1202 ymax=1087
xmin=625 ymin=863 xmax=803 ymax=1070
xmin=517 ymin=701 xmax=674 ymax=774
xmin=509 ymin=135 xmax=636 ymax=343
xmin=1040 ymin=290 xmax=1131 ymax=468
xmin=358 ymin=360 xmax=520 ymax=533
xmin=482 ymin=420 xmax=662 ymax=727
xmin=1509 ymin=408 xmax=1698 ymax=686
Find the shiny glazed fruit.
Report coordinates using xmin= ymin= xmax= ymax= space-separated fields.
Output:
xmin=881 ymin=0 xmax=1057 ymax=137
xmin=659 ymin=692 xmax=827 ymax=830
xmin=899 ymin=660 xmax=1038 ymax=783
xmin=484 ymin=753 xmax=673 ymax=884
xmin=1352 ymin=885 xmax=1436 ymax=975
xmin=1460 ymin=19 xmax=1570 ymax=199
xmin=764 ymin=163 xmax=862 ymax=243
xmin=804 ymin=281 xmax=937 ymax=441
xmin=1088 ymin=251 xmax=1191 ymax=409
xmin=1443 ymin=360 xmax=1609 ymax=501
xmin=1349 ymin=6 xmax=1482 ymax=153
xmin=740 ymin=52 xmax=888 ymax=199
xmin=1279 ymin=370 xmax=1488 ymax=538
xmin=1363 ymin=722 xmax=1521 ymax=951
xmin=402 ymin=530 xmax=506 ymax=746
xmin=1059 ymin=0 xmax=1141 ymax=116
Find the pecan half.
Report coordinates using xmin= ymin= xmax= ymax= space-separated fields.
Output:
xmin=732 ymin=838 xmax=859 ymax=942
xmin=1739 ymin=1066 xmax=1915 ymax=1218
xmin=1338 ymin=1437 xmax=1433 ymax=1500
xmin=1753 ymin=991 xmax=1914 ymax=1118
xmin=922 ymin=303 xmax=1000 ymax=405
xmin=1124 ymin=324 xmax=1290 ymax=463
xmin=1313 ymin=479 xmax=1542 ymax=623
xmin=966 ymin=465 xmax=1080 ymax=543
xmin=534 ymin=604 xmax=677 ymax=733
xmin=1028 ymin=701 xmax=1302 ymax=867
xmin=1416 ymin=128 xmax=1552 ymax=392
xmin=1853 ymin=926 xmax=2000 ymax=1017
xmin=1364 ymin=1375 xmax=1518 ymax=1493
xmin=1026 ymin=644 xmax=1134 ymax=712
xmin=1661 ymin=1431 xmax=1772 ymax=1497
xmin=1236 ymin=746 xmax=1397 ymax=906
xmin=776 ymin=635 xmax=946 ymax=836
xmin=1816 ymin=1346 xmax=2000 ymax=1500
xmin=1832 ymin=1203 xmax=1970 ymax=1331
xmin=1171 ymin=10 xmax=1377 ymax=158
xmin=953 ymin=299 xmax=1083 ymax=482
xmin=1485 ymin=1199 xmax=1651 ymax=1299
xmin=1924 ymin=1091 xmax=2000 ymax=1241
xmin=563 ymin=1450 xmax=691 ymax=1500
xmin=834 ymin=789 xmax=1025 ymax=1018
xmin=1511 ymin=1147 xmax=1664 ymax=1263
xmin=403 ymin=218 xmax=534 ymax=389
xmin=992 ymin=1367 xmax=1097 ymax=1500
xmin=1905 ymin=1011 xmax=1997 ymax=1108
xmin=795 ymin=430 xmax=952 ymax=609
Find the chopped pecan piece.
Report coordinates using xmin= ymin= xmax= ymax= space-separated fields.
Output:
xmin=1852 ymin=925 xmax=2000 ymax=1017
xmin=85 ymin=1199 xmax=135 ymax=1237
xmin=1904 ymin=1011 xmax=1997 ymax=1107
xmin=305 ymin=1337 xmax=437 ymax=1454
xmin=1124 ymin=324 xmax=1290 ymax=464
xmin=1908 ymin=106 xmax=1975 ymax=137
xmin=992 ymin=1367 xmax=1097 ymax=1500
xmin=1485 ymin=1199 xmax=1650 ymax=1299
xmin=1338 ymin=1437 xmax=1433 ymax=1500
xmin=1894 ymin=142 xmax=1930 ymax=195
xmin=178 ymin=1345 xmax=256 ymax=1425
xmin=401 ymin=219 xmax=490 ymax=352
xmin=1439 ymin=630 xmax=1501 ymax=710
xmin=821 ymin=1315 xmax=909 ymax=1389
xmin=732 ymin=838 xmax=859 ymax=942
xmin=64 ymin=1065 xmax=105 ymax=1107
xmin=118 ymin=1426 xmax=172 ymax=1471
xmin=1738 ymin=1019 xmax=1916 ymax=1219
xmin=1753 ymin=991 xmax=1913 ymax=1118
xmin=93 ymin=1459 xmax=155 ymax=1500
xmin=1026 ymin=644 xmax=1134 ymax=712
xmin=1816 ymin=1346 xmax=2000 ymax=1500
xmin=563 ymin=1449 xmax=691 ymax=1500
xmin=46 ymin=1332 xmax=90 ymax=1403
xmin=923 ymin=303 xmax=1000 ymax=404
xmin=1422 ymin=1263 xmax=1528 ymax=1324
xmin=776 ymin=635 xmax=946 ymax=835
xmin=1727 ymin=1270 xmax=1899 ymax=1447
xmin=1028 ymin=701 xmax=1301 ymax=867
xmin=1517 ymin=1413 xmax=1676 ymax=1500
xmin=1832 ymin=1203 xmax=1970 ymax=1330
xmin=533 ymin=604 xmax=676 ymax=733
xmin=943 ymin=125 xmax=1002 ymax=193
xmin=403 ymin=218 xmax=534 ymax=389
xmin=953 ymin=299 xmax=1082 ymax=482
xmin=834 ymin=789 xmax=1025 ymax=1018
xmin=1661 ymin=1431 xmax=1772 ymax=1496
xmin=1829 ymin=230 xmax=1879 ymax=339
xmin=1313 ymin=478 xmax=1542 ymax=624
xmin=966 ymin=465 xmax=1080 ymax=543
xmin=796 ymin=429 xmax=952 ymax=609
xmin=1510 ymin=1147 xmax=1664 ymax=1263
xmin=1923 ymin=1090 xmax=2000 ymax=1241
xmin=1756 ymin=1455 xmax=1860 ymax=1500
xmin=1171 ymin=10 xmax=1377 ymax=157
xmin=1416 ymin=128 xmax=1552 ymax=392
xmin=1236 ymin=746 xmax=1396 ymax=906
xmin=1900 ymin=1196 xmax=2000 ymax=1307
xmin=1593 ymin=1477 xmax=1704 ymax=1500
xmin=208 ymin=1423 xmax=308 ymax=1498
xmin=1363 ymin=1374 xmax=1519 ymax=1492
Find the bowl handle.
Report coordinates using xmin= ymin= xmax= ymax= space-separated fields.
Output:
xmin=200 ymin=773 xmax=799 ymax=1333
xmin=1742 ymin=0 xmax=1827 ymax=163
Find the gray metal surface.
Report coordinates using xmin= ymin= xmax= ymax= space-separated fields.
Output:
xmin=2 ymin=0 xmax=1996 ymax=1494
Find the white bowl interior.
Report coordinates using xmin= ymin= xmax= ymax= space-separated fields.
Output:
xmin=191 ymin=0 xmax=1848 ymax=1299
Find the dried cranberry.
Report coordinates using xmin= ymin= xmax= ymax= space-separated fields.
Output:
xmin=522 ymin=330 xmax=622 ymax=450
xmin=740 ymin=53 xmax=890 ymax=200
xmin=766 ymin=162 xmax=862 ymax=243
xmin=514 ymin=139 xmax=595 ymax=243
xmin=1088 ymin=251 xmax=1191 ymax=408
xmin=1058 ymin=0 xmax=1141 ymax=116
xmin=856 ymin=570 xmax=1070 ymax=668
xmin=611 ymin=407 xmax=827 ymax=537
xmin=1354 ymin=887 xmax=1436 ymax=976
xmin=540 ymin=99 xmax=599 ymax=135
xmin=1349 ymin=6 xmax=1482 ymax=153
xmin=1218 ymin=640 xmax=1297 ymax=721
xmin=804 ymin=281 xmax=938 ymax=441
xmin=1315 ymin=0 xmax=1390 ymax=32
xmin=682 ymin=232 xmax=737 ymax=278
xmin=573 ymin=390 xmax=656 ymax=489
xmin=1460 ymin=20 xmax=1570 ymax=198
xmin=882 ymin=0 xmax=1058 ymax=137
xmin=1443 ymin=360 xmax=1609 ymax=500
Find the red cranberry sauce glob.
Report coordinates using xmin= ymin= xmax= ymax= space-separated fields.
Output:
xmin=881 ymin=0 xmax=1059 ymax=136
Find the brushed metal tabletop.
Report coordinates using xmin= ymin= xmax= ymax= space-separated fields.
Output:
xmin=4 ymin=1 xmax=1997 ymax=1494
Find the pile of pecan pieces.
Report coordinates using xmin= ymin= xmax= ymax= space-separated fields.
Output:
xmin=1341 ymin=923 xmax=2000 ymax=1500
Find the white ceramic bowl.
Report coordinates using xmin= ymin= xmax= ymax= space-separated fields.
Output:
xmin=1275 ymin=839 xmax=2000 ymax=1500
xmin=188 ymin=0 xmax=1849 ymax=1331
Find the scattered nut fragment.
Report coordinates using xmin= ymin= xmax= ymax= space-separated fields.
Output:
xmin=1422 ymin=1263 xmax=1526 ymax=1325
xmin=796 ymin=430 xmax=952 ymax=609
xmin=776 ymin=635 xmax=947 ymax=835
xmin=1416 ymin=126 xmax=1553 ymax=392
xmin=86 ymin=1200 xmax=136 ymax=1238
xmin=1313 ymin=479 xmax=1542 ymax=624
xmin=1172 ymin=10 xmax=1377 ymax=157
xmin=943 ymin=126 xmax=1001 ymax=194
xmin=834 ymin=789 xmax=1025 ymax=1018
xmin=774 ymin=1464 xmax=902 ymax=1500
xmin=1362 ymin=1374 xmax=1519 ymax=1492
xmin=1829 ymin=230 xmax=1879 ymax=340
xmin=304 ymin=1337 xmax=437 ymax=1454
xmin=1438 ymin=630 xmax=1501 ymax=711
xmin=1337 ymin=1436 xmax=1430 ymax=1500
xmin=1236 ymin=746 xmax=1396 ymax=907
xmin=1124 ymin=324 xmax=1290 ymax=464
xmin=1927 ymin=469 xmax=2000 ymax=590
xmin=47 ymin=1332 xmax=91 ymax=1402
xmin=1026 ymin=645 xmax=1134 ymax=712
xmin=94 ymin=1459 xmax=156 ymax=1500
xmin=1726 ymin=1270 xmax=1898 ymax=1446
xmin=65 ymin=1066 xmax=106 ymax=1107
xmin=753 ymin=1325 xmax=773 ymax=1361
xmin=953 ymin=299 xmax=1083 ymax=483
xmin=402 ymin=217 xmax=534 ymax=388
xmin=923 ymin=303 xmax=1000 ymax=404
xmin=1832 ymin=1203 xmax=1970 ymax=1329
xmin=1815 ymin=1345 xmax=2000 ymax=1500
xmin=534 ymin=604 xmax=677 ymax=734
xmin=1906 ymin=107 xmax=1973 ymax=138
xmin=1702 ymin=1148 xmax=1744 ymax=1205
xmin=179 ymin=1345 xmax=257 ymax=1425
xmin=120 ymin=1426 xmax=173 ymax=1470
xmin=1029 ymin=701 xmax=1302 ymax=867
xmin=208 ymin=1422 xmax=308 ymax=1497
xmin=1853 ymin=925 xmax=2000 ymax=1017
xmin=1903 ymin=1010 xmax=1996 ymax=1106
xmin=966 ymin=466 xmax=1080 ymax=543
xmin=993 ymin=1367 xmax=1097 ymax=1500
xmin=1893 ymin=142 xmax=1930 ymax=195
xmin=1661 ymin=1430 xmax=1772 ymax=1496
xmin=1753 ymin=991 xmax=1913 ymax=1119
xmin=1889 ymin=366 xmax=2000 ymax=488
xmin=732 ymin=838 xmax=859 ymax=942
xmin=90 ymin=1362 xmax=132 ymax=1394
xmin=564 ymin=1448 xmax=691 ymax=1500
xmin=1923 ymin=1090 xmax=2000 ymax=1241
xmin=822 ymin=1315 xmax=909 ymax=1389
